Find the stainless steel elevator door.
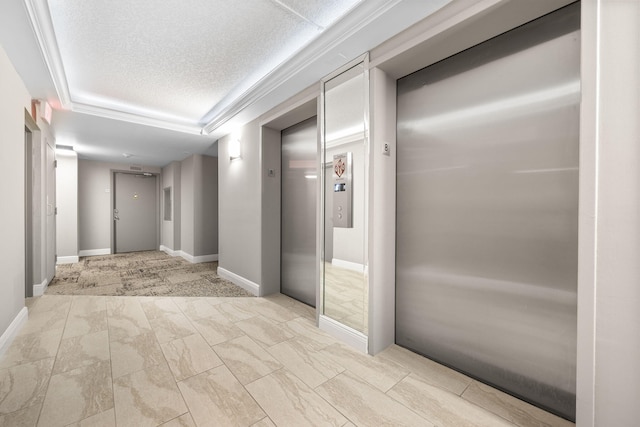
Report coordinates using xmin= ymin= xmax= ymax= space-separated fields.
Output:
xmin=396 ymin=3 xmax=579 ymax=421
xmin=281 ymin=117 xmax=317 ymax=306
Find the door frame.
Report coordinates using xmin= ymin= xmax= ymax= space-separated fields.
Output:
xmin=110 ymin=170 xmax=161 ymax=254
xmin=24 ymin=110 xmax=39 ymax=297
xmin=258 ymin=92 xmax=318 ymax=301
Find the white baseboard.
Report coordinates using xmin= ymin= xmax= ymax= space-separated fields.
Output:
xmin=159 ymin=245 xmax=177 ymax=257
xmin=0 ymin=307 xmax=28 ymax=358
xmin=78 ymin=248 xmax=111 ymax=257
xmin=191 ymin=253 xmax=218 ymax=263
xmin=217 ymin=267 xmax=260 ymax=296
xmin=319 ymin=314 xmax=368 ymax=354
xmin=160 ymin=246 xmax=218 ymax=264
xmin=57 ymin=255 xmax=79 ymax=264
xmin=331 ymin=258 xmax=365 ymax=273
xmin=33 ymin=277 xmax=49 ymax=297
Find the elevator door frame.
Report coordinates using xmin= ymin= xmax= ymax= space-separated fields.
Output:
xmin=395 ymin=3 xmax=580 ymax=421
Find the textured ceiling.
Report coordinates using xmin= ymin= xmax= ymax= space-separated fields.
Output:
xmin=0 ymin=0 xmax=452 ymax=166
xmin=47 ymin=0 xmax=361 ymax=124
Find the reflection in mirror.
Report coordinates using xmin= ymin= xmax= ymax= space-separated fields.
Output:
xmin=321 ymin=60 xmax=368 ymax=335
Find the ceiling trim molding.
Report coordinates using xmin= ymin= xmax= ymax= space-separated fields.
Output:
xmin=73 ymin=103 xmax=204 ymax=135
xmin=202 ymin=0 xmax=401 ymax=135
xmin=23 ymin=0 xmax=72 ymax=108
xmin=24 ymin=0 xmax=206 ymax=135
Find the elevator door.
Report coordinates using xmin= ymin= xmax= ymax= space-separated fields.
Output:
xmin=396 ymin=3 xmax=579 ymax=421
xmin=114 ymin=172 xmax=157 ymax=253
xmin=281 ymin=117 xmax=317 ymax=306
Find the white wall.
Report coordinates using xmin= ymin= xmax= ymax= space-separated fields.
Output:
xmin=55 ymin=150 xmax=78 ymax=262
xmin=33 ymin=102 xmax=56 ymax=290
xmin=78 ymin=160 xmax=160 ymax=254
xmin=577 ymin=1 xmax=640 ymax=425
xmin=0 ymin=45 xmax=31 ymax=350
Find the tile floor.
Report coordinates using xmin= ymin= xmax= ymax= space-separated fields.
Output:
xmin=0 ymin=294 xmax=575 ymax=427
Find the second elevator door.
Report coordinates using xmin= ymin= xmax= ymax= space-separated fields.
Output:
xmin=396 ymin=3 xmax=579 ymax=421
xmin=281 ymin=117 xmax=317 ymax=306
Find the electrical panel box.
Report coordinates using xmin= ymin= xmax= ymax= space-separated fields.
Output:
xmin=332 ymin=152 xmax=352 ymax=228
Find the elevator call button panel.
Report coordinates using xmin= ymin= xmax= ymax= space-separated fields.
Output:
xmin=332 ymin=152 xmax=352 ymax=228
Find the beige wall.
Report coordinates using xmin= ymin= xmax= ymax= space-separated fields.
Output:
xmin=0 ymin=45 xmax=31 ymax=348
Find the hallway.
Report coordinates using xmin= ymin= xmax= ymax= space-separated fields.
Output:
xmin=0 ymin=294 xmax=572 ymax=426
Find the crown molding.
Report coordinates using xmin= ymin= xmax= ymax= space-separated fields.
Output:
xmin=72 ymin=103 xmax=204 ymax=135
xmin=24 ymin=0 xmax=72 ymax=108
xmin=202 ymin=0 xmax=401 ymax=135
xmin=23 ymin=0 xmax=205 ymax=135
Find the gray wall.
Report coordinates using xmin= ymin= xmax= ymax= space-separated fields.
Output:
xmin=161 ymin=154 xmax=218 ymax=261
xmin=195 ymin=155 xmax=218 ymax=257
xmin=218 ymin=120 xmax=263 ymax=285
xmin=180 ymin=156 xmax=195 ymax=256
xmin=214 ymin=1 xmax=640 ymax=423
xmin=0 ymin=45 xmax=31 ymax=344
xmin=218 ymin=86 xmax=316 ymax=293
xmin=78 ymin=160 xmax=160 ymax=253
xmin=176 ymin=154 xmax=218 ymax=258
xmin=55 ymin=151 xmax=78 ymax=260
xmin=161 ymin=161 xmax=181 ymax=251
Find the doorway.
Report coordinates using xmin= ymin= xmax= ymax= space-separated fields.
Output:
xmin=113 ymin=172 xmax=158 ymax=253
xmin=24 ymin=123 xmax=34 ymax=297
xmin=280 ymin=116 xmax=317 ymax=306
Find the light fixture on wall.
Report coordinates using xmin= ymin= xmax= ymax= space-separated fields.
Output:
xmin=229 ymin=138 xmax=242 ymax=160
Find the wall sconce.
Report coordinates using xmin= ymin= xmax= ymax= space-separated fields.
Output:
xmin=229 ymin=138 xmax=242 ymax=160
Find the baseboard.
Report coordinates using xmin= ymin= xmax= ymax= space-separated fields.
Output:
xmin=319 ymin=314 xmax=368 ymax=354
xmin=33 ymin=277 xmax=49 ymax=297
xmin=331 ymin=258 xmax=365 ymax=273
xmin=57 ymin=255 xmax=79 ymax=264
xmin=159 ymin=245 xmax=177 ymax=257
xmin=217 ymin=267 xmax=260 ymax=296
xmin=161 ymin=246 xmax=218 ymax=264
xmin=0 ymin=307 xmax=28 ymax=358
xmin=191 ymin=253 xmax=219 ymax=263
xmin=78 ymin=248 xmax=111 ymax=257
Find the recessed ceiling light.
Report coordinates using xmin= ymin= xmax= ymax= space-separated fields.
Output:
xmin=122 ymin=153 xmax=132 ymax=158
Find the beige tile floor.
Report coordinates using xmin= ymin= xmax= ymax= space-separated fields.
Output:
xmin=0 ymin=294 xmax=575 ymax=427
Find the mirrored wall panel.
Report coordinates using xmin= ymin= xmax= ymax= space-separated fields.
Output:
xmin=321 ymin=59 xmax=368 ymax=335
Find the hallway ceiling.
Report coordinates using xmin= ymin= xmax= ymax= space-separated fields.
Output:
xmin=0 ymin=0 xmax=451 ymax=166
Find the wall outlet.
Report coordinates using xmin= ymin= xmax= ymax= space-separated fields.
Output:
xmin=383 ymin=142 xmax=391 ymax=156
